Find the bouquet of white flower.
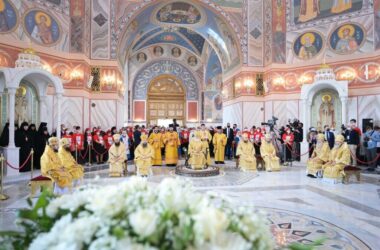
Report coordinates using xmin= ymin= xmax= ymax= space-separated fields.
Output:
xmin=0 ymin=177 xmax=274 ymax=250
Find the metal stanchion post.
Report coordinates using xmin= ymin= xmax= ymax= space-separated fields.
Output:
xmin=75 ymin=144 xmax=78 ymax=162
xmin=31 ymin=149 xmax=34 ymax=180
xmin=0 ymin=154 xmax=9 ymax=201
xmin=88 ymin=144 xmax=92 ymax=166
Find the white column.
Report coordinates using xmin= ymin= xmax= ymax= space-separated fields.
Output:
xmin=7 ymin=87 xmax=16 ymax=148
xmin=301 ymin=99 xmax=312 ymax=163
xmin=341 ymin=97 xmax=348 ymax=127
xmin=56 ymin=93 xmax=62 ymax=138
xmin=39 ymin=95 xmax=47 ymax=123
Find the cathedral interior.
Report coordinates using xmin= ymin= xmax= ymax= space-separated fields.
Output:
xmin=0 ymin=0 xmax=380 ymax=249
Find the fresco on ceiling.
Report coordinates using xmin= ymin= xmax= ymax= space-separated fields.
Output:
xmin=204 ymin=50 xmax=223 ymax=123
xmin=70 ymin=0 xmax=84 ymax=53
xmin=248 ymin=0 xmax=264 ymax=66
xmin=292 ymin=0 xmax=363 ymax=25
xmin=272 ymin=0 xmax=286 ymax=63
xmin=178 ymin=28 xmax=205 ymax=53
xmin=136 ymin=52 xmax=147 ymax=63
xmin=132 ymin=28 xmax=162 ymax=50
xmin=211 ymin=0 xmax=243 ymax=8
xmin=188 ymin=56 xmax=197 ymax=66
xmin=23 ymin=9 xmax=61 ymax=46
xmin=293 ymin=31 xmax=323 ymax=60
xmin=153 ymin=46 xmax=163 ymax=56
xmin=172 ymin=47 xmax=181 ymax=57
xmin=214 ymin=16 xmax=239 ymax=66
xmin=0 ymin=0 xmax=18 ymax=33
xmin=375 ymin=0 xmax=380 ymax=50
xmin=329 ymin=23 xmax=365 ymax=54
xmin=156 ymin=2 xmax=201 ymax=24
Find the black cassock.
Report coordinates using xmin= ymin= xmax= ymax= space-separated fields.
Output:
xmin=0 ymin=123 xmax=9 ymax=147
xmin=34 ymin=123 xmax=49 ymax=169
xmin=15 ymin=122 xmax=32 ymax=172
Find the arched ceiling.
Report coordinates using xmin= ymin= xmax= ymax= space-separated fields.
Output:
xmin=117 ymin=0 xmax=242 ymax=73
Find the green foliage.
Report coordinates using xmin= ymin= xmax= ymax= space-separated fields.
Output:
xmin=288 ymin=238 xmax=325 ymax=250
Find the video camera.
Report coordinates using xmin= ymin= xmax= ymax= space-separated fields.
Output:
xmin=261 ymin=116 xmax=279 ymax=132
xmin=287 ymin=118 xmax=300 ymax=130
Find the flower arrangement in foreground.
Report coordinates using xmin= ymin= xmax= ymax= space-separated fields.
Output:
xmin=0 ymin=177 xmax=274 ymax=250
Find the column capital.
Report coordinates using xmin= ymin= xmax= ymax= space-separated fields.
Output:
xmin=7 ymin=87 xmax=18 ymax=95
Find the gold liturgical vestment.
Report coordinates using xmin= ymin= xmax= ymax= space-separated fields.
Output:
xmin=306 ymin=142 xmax=330 ymax=176
xmin=148 ymin=133 xmax=164 ymax=165
xmin=199 ymin=130 xmax=212 ymax=165
xmin=236 ymin=141 xmax=257 ymax=171
xmin=108 ymin=143 xmax=126 ymax=177
xmin=322 ymin=143 xmax=351 ymax=179
xmin=58 ymin=147 xmax=84 ymax=180
xmin=188 ymin=138 xmax=207 ymax=170
xmin=41 ymin=147 xmax=72 ymax=188
xmin=164 ymin=132 xmax=180 ymax=165
xmin=260 ymin=141 xmax=281 ymax=171
xmin=134 ymin=144 xmax=154 ymax=176
xmin=213 ymin=133 xmax=227 ymax=162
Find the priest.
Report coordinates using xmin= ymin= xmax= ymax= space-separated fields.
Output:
xmin=163 ymin=125 xmax=180 ymax=166
xmin=261 ymin=134 xmax=281 ymax=172
xmin=58 ymin=138 xmax=84 ymax=187
xmin=148 ymin=126 xmax=164 ymax=166
xmin=188 ymin=131 xmax=207 ymax=170
xmin=306 ymin=133 xmax=330 ymax=178
xmin=108 ymin=134 xmax=127 ymax=177
xmin=134 ymin=134 xmax=154 ymax=177
xmin=213 ymin=126 xmax=227 ymax=164
xmin=40 ymin=137 xmax=72 ymax=195
xmin=322 ymin=135 xmax=351 ymax=181
xmin=199 ymin=124 xmax=212 ymax=165
xmin=236 ymin=133 xmax=257 ymax=171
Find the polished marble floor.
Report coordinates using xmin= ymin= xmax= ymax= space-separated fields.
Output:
xmin=1 ymin=161 xmax=379 ymax=249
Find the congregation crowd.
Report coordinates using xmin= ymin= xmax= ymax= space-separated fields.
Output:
xmin=0 ymin=118 xmax=379 ymax=194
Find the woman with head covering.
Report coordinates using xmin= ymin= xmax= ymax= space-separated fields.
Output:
xmin=34 ymin=124 xmax=50 ymax=169
xmin=0 ymin=122 xmax=9 ymax=147
xmin=15 ymin=122 xmax=32 ymax=172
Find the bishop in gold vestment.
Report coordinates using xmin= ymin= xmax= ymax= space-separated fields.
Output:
xmin=148 ymin=127 xmax=164 ymax=166
xmin=199 ymin=125 xmax=212 ymax=165
xmin=40 ymin=137 xmax=72 ymax=195
xmin=307 ymin=134 xmax=330 ymax=177
xmin=213 ymin=127 xmax=227 ymax=164
xmin=163 ymin=126 xmax=180 ymax=166
xmin=322 ymin=135 xmax=351 ymax=180
xmin=108 ymin=134 xmax=127 ymax=177
xmin=236 ymin=133 xmax=256 ymax=171
xmin=134 ymin=134 xmax=154 ymax=177
xmin=58 ymin=138 xmax=84 ymax=187
xmin=261 ymin=134 xmax=281 ymax=172
xmin=188 ymin=131 xmax=207 ymax=170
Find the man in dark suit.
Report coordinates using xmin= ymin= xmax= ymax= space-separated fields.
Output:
xmin=345 ymin=119 xmax=360 ymax=166
xmin=324 ymin=125 xmax=335 ymax=149
xmin=223 ymin=123 xmax=234 ymax=160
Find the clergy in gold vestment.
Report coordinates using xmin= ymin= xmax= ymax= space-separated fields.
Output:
xmin=261 ymin=134 xmax=281 ymax=172
xmin=58 ymin=138 xmax=84 ymax=187
xmin=213 ymin=127 xmax=227 ymax=164
xmin=188 ymin=131 xmax=207 ymax=170
xmin=108 ymin=134 xmax=127 ymax=177
xmin=148 ymin=126 xmax=164 ymax=166
xmin=163 ymin=125 xmax=181 ymax=166
xmin=134 ymin=134 xmax=154 ymax=177
xmin=236 ymin=133 xmax=256 ymax=171
xmin=322 ymin=135 xmax=351 ymax=180
xmin=40 ymin=137 xmax=72 ymax=195
xmin=307 ymin=134 xmax=330 ymax=177
xmin=199 ymin=124 xmax=212 ymax=165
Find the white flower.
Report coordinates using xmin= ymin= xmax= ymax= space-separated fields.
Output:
xmin=89 ymin=235 xmax=117 ymax=250
xmin=129 ymin=209 xmax=159 ymax=237
xmin=196 ymin=232 xmax=252 ymax=250
xmin=193 ymin=208 xmax=229 ymax=243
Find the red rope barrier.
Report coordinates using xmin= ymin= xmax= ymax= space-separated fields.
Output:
xmin=79 ymin=146 xmax=90 ymax=159
xmin=92 ymin=146 xmax=109 ymax=156
xmin=6 ymin=151 xmax=33 ymax=170
xmin=349 ymin=150 xmax=380 ymax=165
xmin=285 ymin=143 xmax=313 ymax=157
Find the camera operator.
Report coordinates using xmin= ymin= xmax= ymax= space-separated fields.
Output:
xmin=289 ymin=119 xmax=303 ymax=161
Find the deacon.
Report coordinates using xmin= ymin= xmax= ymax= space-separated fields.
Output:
xmin=148 ymin=126 xmax=164 ymax=166
xmin=322 ymin=135 xmax=351 ymax=180
xmin=134 ymin=134 xmax=154 ymax=177
xmin=108 ymin=134 xmax=127 ymax=177
xmin=188 ymin=131 xmax=207 ymax=170
xmin=306 ymin=134 xmax=330 ymax=178
xmin=40 ymin=137 xmax=72 ymax=195
xmin=163 ymin=125 xmax=180 ymax=166
xmin=199 ymin=124 xmax=212 ymax=165
xmin=236 ymin=133 xmax=257 ymax=171
xmin=58 ymin=138 xmax=84 ymax=187
xmin=213 ymin=126 xmax=227 ymax=164
xmin=261 ymin=134 xmax=281 ymax=172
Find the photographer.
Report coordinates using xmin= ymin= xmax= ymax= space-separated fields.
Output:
xmin=289 ymin=119 xmax=303 ymax=161
xmin=363 ymin=125 xmax=377 ymax=171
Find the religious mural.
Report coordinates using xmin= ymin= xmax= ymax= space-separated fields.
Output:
xmin=293 ymin=31 xmax=323 ymax=60
xmin=375 ymin=0 xmax=380 ymax=50
xmin=272 ymin=0 xmax=286 ymax=63
xmin=136 ymin=52 xmax=147 ymax=63
xmin=153 ymin=46 xmax=163 ymax=56
xmin=171 ymin=47 xmax=181 ymax=57
xmin=156 ymin=2 xmax=201 ymax=24
xmin=0 ymin=0 xmax=17 ymax=33
xmin=23 ymin=9 xmax=61 ymax=46
xmin=188 ymin=56 xmax=197 ymax=66
xmin=15 ymin=83 xmax=39 ymax=126
xmin=70 ymin=0 xmax=85 ymax=53
xmin=248 ymin=0 xmax=264 ymax=66
xmin=311 ymin=90 xmax=342 ymax=131
xmin=292 ymin=0 xmax=363 ymax=25
xmin=211 ymin=0 xmax=243 ymax=8
xmin=329 ymin=23 xmax=365 ymax=54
